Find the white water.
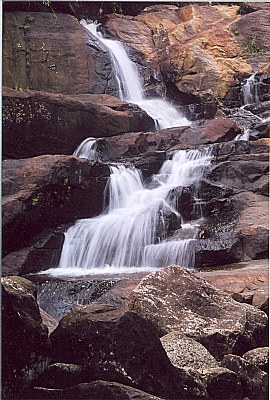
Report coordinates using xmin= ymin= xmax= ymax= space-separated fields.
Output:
xmin=242 ymin=73 xmax=260 ymax=106
xmin=73 ymin=138 xmax=99 ymax=160
xmin=81 ymin=20 xmax=190 ymax=130
xmin=44 ymin=22 xmax=212 ymax=277
xmin=44 ymin=148 xmax=212 ymax=276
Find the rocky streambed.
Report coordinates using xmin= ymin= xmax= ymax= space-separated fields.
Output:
xmin=2 ymin=1 xmax=269 ymax=400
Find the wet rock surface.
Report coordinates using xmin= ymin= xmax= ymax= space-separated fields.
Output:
xmin=37 ymin=279 xmax=117 ymax=321
xmin=100 ymin=118 xmax=240 ymax=161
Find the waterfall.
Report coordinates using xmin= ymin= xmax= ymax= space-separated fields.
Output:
xmin=235 ymin=73 xmax=261 ymax=141
xmin=242 ymin=73 xmax=260 ymax=106
xmin=43 ymin=148 xmax=212 ymax=276
xmin=73 ymin=138 xmax=99 ymax=161
xmin=81 ymin=20 xmax=190 ymax=130
xmin=43 ymin=20 xmax=213 ymax=277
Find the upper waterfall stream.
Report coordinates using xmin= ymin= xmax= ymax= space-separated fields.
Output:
xmin=81 ymin=20 xmax=190 ymax=130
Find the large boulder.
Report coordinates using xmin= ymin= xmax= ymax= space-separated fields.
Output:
xmin=2 ymin=87 xmax=154 ymax=159
xmin=2 ymin=230 xmax=65 ymax=276
xmin=50 ymin=303 xmax=207 ymax=399
xmin=2 ymin=155 xmax=110 ymax=257
xmin=231 ymin=10 xmax=270 ymax=72
xmin=128 ymin=266 xmax=268 ymax=360
xmin=2 ymin=276 xmax=51 ymax=399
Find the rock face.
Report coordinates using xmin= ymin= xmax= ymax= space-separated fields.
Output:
xmin=2 ymin=230 xmax=65 ymax=276
xmin=2 ymin=155 xmax=110 ymax=257
xmin=2 ymin=12 xmax=116 ymax=94
xmin=50 ymin=303 xmax=207 ymax=399
xmin=105 ymin=4 xmax=254 ymax=104
xmin=195 ymin=139 xmax=269 ymax=267
xmin=2 ymin=87 xmax=154 ymax=159
xmin=100 ymin=118 xmax=240 ymax=161
xmin=231 ymin=9 xmax=270 ymax=72
xmin=2 ymin=276 xmax=51 ymax=399
xmin=128 ymin=266 xmax=268 ymax=360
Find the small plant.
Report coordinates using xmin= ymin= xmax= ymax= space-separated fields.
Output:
xmin=250 ymin=38 xmax=260 ymax=53
xmin=42 ymin=0 xmax=52 ymax=6
xmin=31 ymin=195 xmax=40 ymax=206
xmin=18 ymin=24 xmax=31 ymax=30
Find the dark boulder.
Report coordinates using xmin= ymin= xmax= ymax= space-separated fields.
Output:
xmin=2 ymin=276 xmax=51 ymax=399
xmin=2 ymin=87 xmax=154 ymax=159
xmin=50 ymin=303 xmax=207 ymax=399
xmin=2 ymin=155 xmax=110 ymax=257
xmin=2 ymin=230 xmax=65 ymax=276
xmin=33 ymin=363 xmax=84 ymax=389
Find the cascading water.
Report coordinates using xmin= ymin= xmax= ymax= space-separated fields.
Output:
xmin=242 ymin=73 xmax=260 ymax=106
xmin=81 ymin=20 xmax=190 ymax=130
xmin=44 ymin=148 xmax=212 ymax=276
xmin=73 ymin=137 xmax=99 ymax=161
xmin=45 ymin=20 xmax=212 ymax=277
xmin=234 ymin=73 xmax=262 ymax=141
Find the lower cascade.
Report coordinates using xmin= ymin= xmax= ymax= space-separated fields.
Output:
xmin=48 ymin=148 xmax=212 ymax=276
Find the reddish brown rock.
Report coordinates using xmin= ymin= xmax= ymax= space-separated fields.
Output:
xmin=196 ymin=259 xmax=268 ymax=296
xmin=105 ymin=4 xmax=253 ymax=103
xmin=231 ymin=10 xmax=270 ymax=72
xmin=2 ymin=87 xmax=154 ymax=159
xmin=2 ymin=155 xmax=110 ymax=257
xmin=40 ymin=308 xmax=58 ymax=335
xmin=128 ymin=266 xmax=268 ymax=360
xmin=101 ymin=118 xmax=239 ymax=161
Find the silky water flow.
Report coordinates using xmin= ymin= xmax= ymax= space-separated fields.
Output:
xmin=45 ymin=21 xmax=213 ymax=276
